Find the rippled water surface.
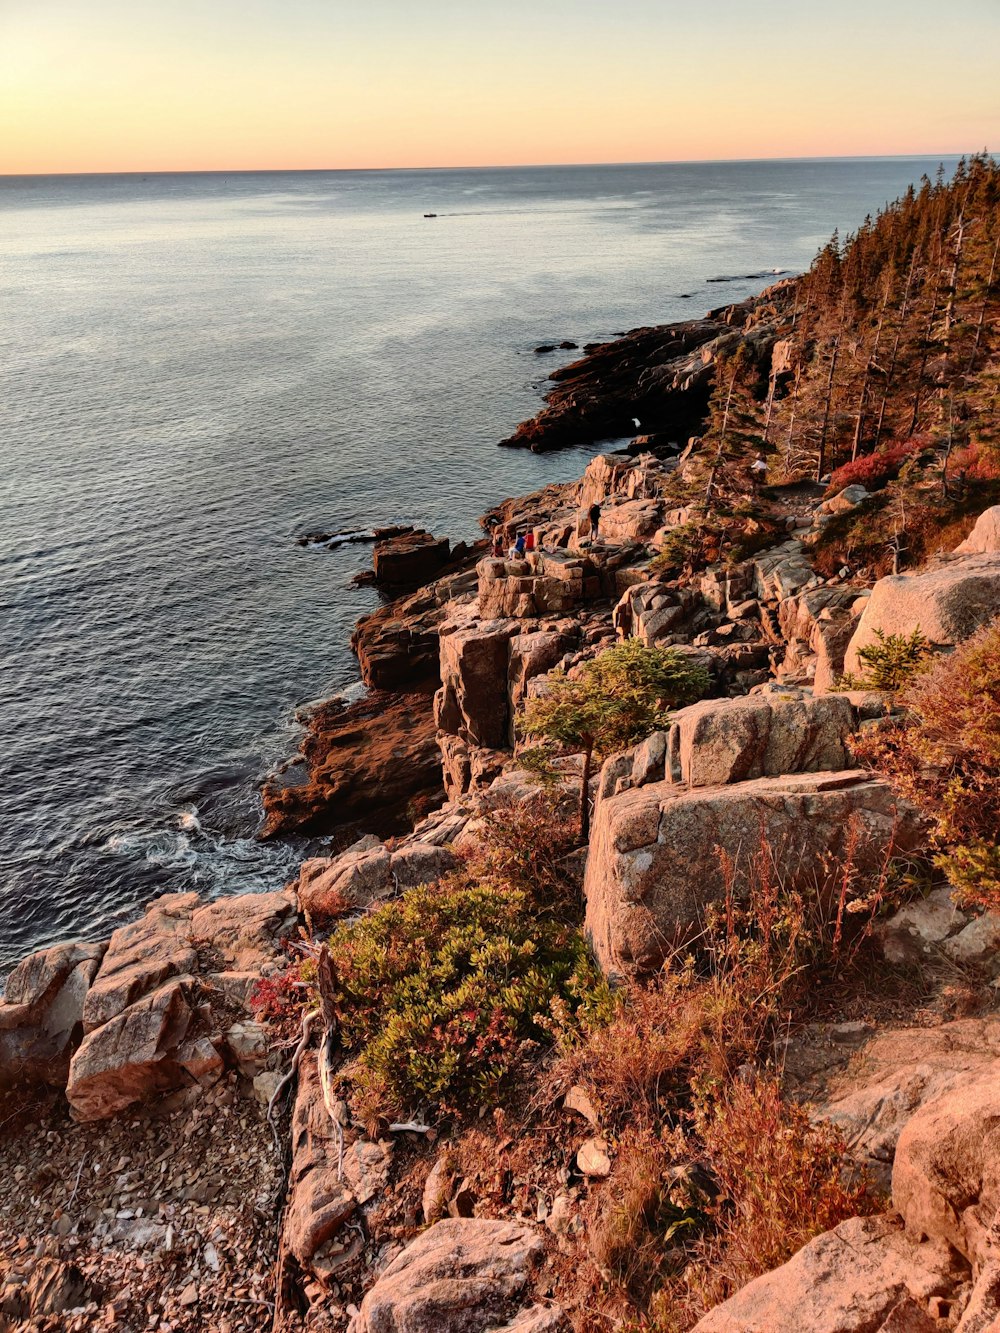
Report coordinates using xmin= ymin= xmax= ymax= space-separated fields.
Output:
xmin=0 ymin=157 xmax=956 ymax=967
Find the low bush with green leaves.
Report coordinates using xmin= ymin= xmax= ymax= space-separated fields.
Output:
xmin=836 ymin=626 xmax=932 ymax=691
xmin=328 ymin=796 xmax=607 ymax=1116
xmin=330 ymin=877 xmax=601 ymax=1115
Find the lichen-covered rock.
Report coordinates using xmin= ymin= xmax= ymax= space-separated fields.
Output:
xmin=612 ymin=581 xmax=699 ymax=646
xmin=190 ymin=889 xmax=297 ymax=971
xmin=749 ymin=540 xmax=815 ymax=602
xmin=0 ymin=940 xmax=105 ymax=1088
xmin=844 ymin=554 xmax=1000 ymax=674
xmin=776 ymin=584 xmax=862 ymax=692
xmin=692 ymin=1214 xmax=966 ymax=1333
xmin=584 ymin=770 xmax=921 ymax=974
xmin=664 ymin=693 xmax=854 ymax=787
xmin=818 ymin=484 xmax=871 ymax=515
xmin=348 ymin=1218 xmax=546 ymax=1333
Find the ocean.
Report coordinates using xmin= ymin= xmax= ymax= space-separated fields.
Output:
xmin=0 ymin=156 xmax=957 ymax=970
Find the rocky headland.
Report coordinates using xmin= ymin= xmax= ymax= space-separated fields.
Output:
xmin=3 ymin=160 xmax=1000 ymax=1333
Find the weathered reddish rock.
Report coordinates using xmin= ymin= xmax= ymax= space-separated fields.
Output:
xmin=297 ymin=840 xmax=458 ymax=918
xmin=692 ymin=1214 xmax=966 ymax=1333
xmin=261 ymin=690 xmax=443 ymax=838
xmin=776 ymin=584 xmax=862 ymax=692
xmin=438 ymin=733 xmax=508 ymax=801
xmin=351 ymin=567 xmax=479 ymax=691
xmin=67 ymin=976 xmax=222 ymax=1121
xmin=435 ymin=619 xmax=521 ymax=752
xmin=508 ymin=629 xmax=576 ymax=728
xmin=284 ymin=1053 xmax=357 ymax=1265
xmin=817 ymin=1015 xmax=1000 ymax=1178
xmin=892 ymin=1066 xmax=1000 ymax=1265
xmin=373 ymin=530 xmax=450 ymax=586
xmin=612 ymin=581 xmax=700 ymax=646
xmin=0 ymin=940 xmax=105 ymax=1088
xmin=348 ymin=1217 xmax=547 ymax=1333
xmin=584 ymin=770 xmax=922 ymax=975
xmin=82 ymin=893 xmax=199 ymax=1033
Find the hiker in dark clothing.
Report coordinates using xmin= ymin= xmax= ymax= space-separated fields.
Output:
xmin=588 ymin=502 xmax=601 ymax=542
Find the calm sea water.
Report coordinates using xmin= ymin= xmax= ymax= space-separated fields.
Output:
xmin=0 ymin=157 xmax=957 ymax=969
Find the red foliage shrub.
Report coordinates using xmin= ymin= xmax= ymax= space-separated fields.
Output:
xmin=826 ymin=439 xmax=921 ymax=494
xmin=947 ymin=442 xmax=1000 ymax=483
xmin=248 ymin=957 xmax=314 ymax=1039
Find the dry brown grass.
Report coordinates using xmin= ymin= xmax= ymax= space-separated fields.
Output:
xmin=546 ymin=831 xmax=903 ymax=1330
xmin=646 ymin=1078 xmax=878 ymax=1330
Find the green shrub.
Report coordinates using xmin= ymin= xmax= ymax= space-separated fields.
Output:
xmin=836 ymin=627 xmax=932 ymax=691
xmin=520 ymin=638 xmax=710 ymax=838
xmin=856 ymin=618 xmax=1000 ymax=910
xmin=329 ymin=877 xmax=600 ymax=1114
xmin=649 ymin=523 xmax=707 ymax=575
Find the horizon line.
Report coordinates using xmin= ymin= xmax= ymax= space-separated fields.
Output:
xmin=0 ymin=149 xmax=980 ymax=181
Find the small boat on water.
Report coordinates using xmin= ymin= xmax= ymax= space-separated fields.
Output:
xmin=423 ymin=213 xmax=437 ymax=218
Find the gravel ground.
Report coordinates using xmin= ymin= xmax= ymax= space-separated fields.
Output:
xmin=0 ymin=1074 xmax=283 ymax=1332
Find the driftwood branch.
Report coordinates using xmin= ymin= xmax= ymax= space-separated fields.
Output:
xmin=267 ymin=1008 xmax=321 ymax=1155
xmin=316 ymin=945 xmax=345 ymax=1179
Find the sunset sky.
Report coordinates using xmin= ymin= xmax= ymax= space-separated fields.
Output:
xmin=1 ymin=0 xmax=998 ymax=175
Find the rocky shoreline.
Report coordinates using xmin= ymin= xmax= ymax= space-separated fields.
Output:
xmin=4 ymin=271 xmax=1000 ymax=1332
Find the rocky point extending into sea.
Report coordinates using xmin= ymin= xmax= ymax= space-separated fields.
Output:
xmin=4 ymin=276 xmax=1000 ymax=1333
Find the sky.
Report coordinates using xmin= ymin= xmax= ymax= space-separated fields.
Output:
xmin=1 ymin=0 xmax=998 ymax=175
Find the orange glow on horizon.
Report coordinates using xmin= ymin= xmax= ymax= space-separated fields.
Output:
xmin=1 ymin=0 xmax=997 ymax=176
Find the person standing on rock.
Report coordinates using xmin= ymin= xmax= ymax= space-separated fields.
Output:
xmin=491 ymin=527 xmax=504 ymax=558
xmin=588 ymin=501 xmax=601 ymax=543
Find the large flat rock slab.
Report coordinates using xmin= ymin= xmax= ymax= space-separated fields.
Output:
xmin=844 ymin=553 xmax=1000 ymax=674
xmin=584 ymin=770 xmax=921 ymax=975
